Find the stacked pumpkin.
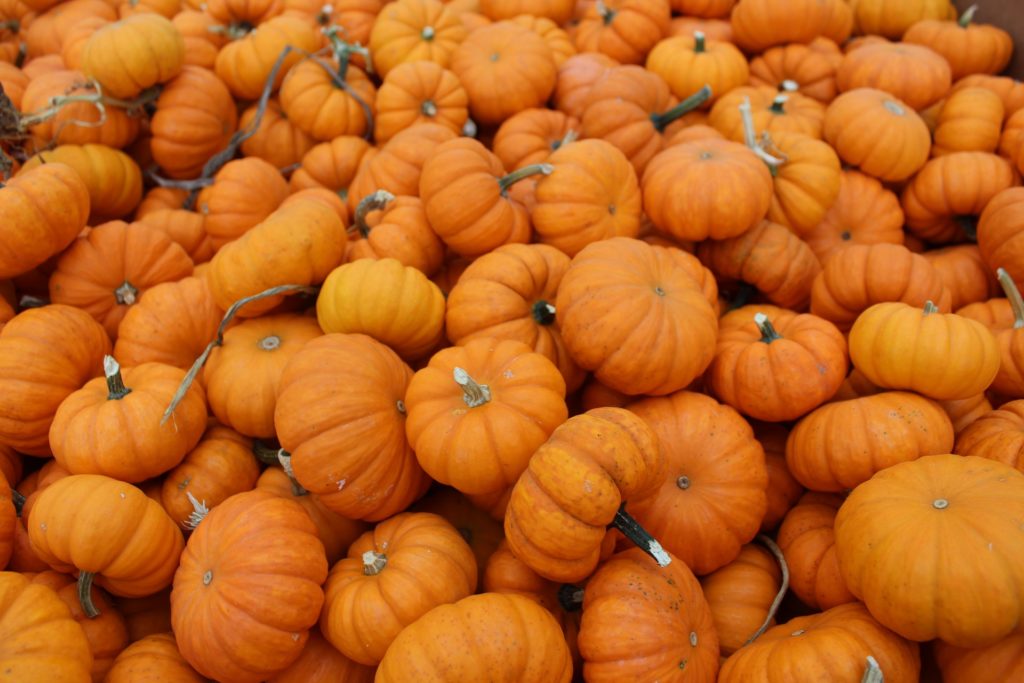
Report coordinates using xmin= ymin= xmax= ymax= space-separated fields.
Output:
xmin=1 ymin=0 xmax=1024 ymax=680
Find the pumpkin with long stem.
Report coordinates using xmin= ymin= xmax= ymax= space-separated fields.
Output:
xmin=647 ymin=31 xmax=749 ymax=106
xmin=347 ymin=190 xmax=445 ymax=276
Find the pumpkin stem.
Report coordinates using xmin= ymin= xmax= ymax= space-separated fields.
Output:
xmin=649 ymin=84 xmax=712 ymax=132
xmin=551 ymin=128 xmax=578 ymax=151
xmin=10 ymin=488 xmax=25 ymax=515
xmin=78 ymin=572 xmax=100 ymax=619
xmin=610 ymin=503 xmax=671 ymax=567
xmin=779 ymin=79 xmax=799 ymax=92
xmin=277 ymin=450 xmax=308 ymax=496
xmin=162 ymin=284 xmax=319 ymax=425
xmin=103 ymin=356 xmax=132 ymax=400
xmin=739 ymin=97 xmax=786 ymax=172
xmin=769 ymin=95 xmax=787 ymax=115
xmin=693 ymin=30 xmax=705 ymax=54
xmin=743 ymin=534 xmax=790 ymax=646
xmin=922 ymin=300 xmax=939 ymax=315
xmin=754 ymin=313 xmax=782 ymax=343
xmin=252 ymin=440 xmax=284 ymax=465
xmin=16 ymin=82 xmax=161 ymax=132
xmin=497 ymin=163 xmax=553 ymax=195
xmin=462 ymin=118 xmax=478 ymax=138
xmin=557 ymin=584 xmax=585 ymax=612
xmin=595 ymin=0 xmax=615 ymax=25
xmin=322 ymin=27 xmax=373 ymax=78
xmin=114 ymin=280 xmax=139 ymax=305
xmin=959 ymin=4 xmax=978 ymax=27
xmin=184 ymin=491 xmax=209 ymax=530
xmin=421 ymin=99 xmax=438 ymax=117
xmin=354 ymin=189 xmax=395 ymax=238
xmin=453 ymin=367 xmax=491 ymax=407
xmin=362 ymin=550 xmax=388 ymax=575
xmin=861 ymin=656 xmax=883 ymax=683
xmin=421 ymin=25 xmax=435 ymax=41
xmin=955 ymin=215 xmax=977 ymax=242
xmin=531 ymin=300 xmax=556 ymax=325
xmin=997 ymin=268 xmax=1024 ymax=329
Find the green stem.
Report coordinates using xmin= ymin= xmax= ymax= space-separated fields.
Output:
xmin=769 ymin=95 xmax=787 ymax=114
xmin=103 ymin=356 xmax=131 ymax=400
xmin=959 ymin=4 xmax=978 ymax=27
xmin=754 ymin=312 xmax=782 ymax=343
xmin=997 ymin=268 xmax=1024 ymax=329
xmin=10 ymin=488 xmax=24 ymax=515
xmin=693 ymin=30 xmax=705 ymax=53
xmin=923 ymin=300 xmax=939 ymax=315
xmin=596 ymin=0 xmax=615 ymax=25
xmin=252 ymin=441 xmax=283 ymax=465
xmin=532 ymin=300 xmax=556 ymax=326
xmin=78 ymin=572 xmax=100 ymax=619
xmin=354 ymin=189 xmax=394 ymax=238
xmin=421 ymin=99 xmax=437 ymax=117
xmin=650 ymin=84 xmax=712 ymax=131
xmin=497 ymin=163 xmax=553 ymax=194
xmin=557 ymin=584 xmax=584 ymax=612
xmin=610 ymin=503 xmax=671 ymax=567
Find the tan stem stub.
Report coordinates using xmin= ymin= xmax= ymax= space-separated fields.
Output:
xmin=184 ymin=491 xmax=209 ymax=530
xmin=739 ymin=97 xmax=785 ymax=171
xmin=363 ymin=549 xmax=388 ymax=575
xmin=104 ymin=355 xmax=132 ymax=400
xmin=115 ymin=280 xmax=139 ymax=305
xmin=922 ymin=300 xmax=939 ymax=315
xmin=454 ymin=367 xmax=491 ymax=407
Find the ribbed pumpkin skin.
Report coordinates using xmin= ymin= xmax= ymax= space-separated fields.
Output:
xmin=718 ymin=602 xmax=920 ymax=683
xmin=850 ymin=0 xmax=953 ymax=39
xmin=0 ymin=471 xmax=13 ymax=570
xmin=579 ymin=547 xmax=720 ymax=682
xmin=775 ymin=492 xmax=856 ymax=610
xmin=267 ymin=629 xmax=375 ymax=683
xmin=0 ymin=163 xmax=90 ymax=280
xmin=80 ymin=14 xmax=185 ymax=98
xmin=934 ymin=633 xmax=1024 ymax=683
xmin=978 ymin=187 xmax=1024 ymax=285
xmin=171 ymin=489 xmax=328 ymax=683
xmin=213 ymin=15 xmax=319 ymax=100
xmin=375 ymin=593 xmax=573 ymax=682
xmin=835 ymin=454 xmax=1024 ymax=648
xmin=0 ymin=572 xmax=94 ymax=683
xmin=803 ymin=169 xmax=904 ymax=264
xmin=699 ymin=543 xmax=781 ymax=656
xmin=28 ymin=474 xmax=184 ymax=598
xmin=105 ymin=633 xmax=206 ymax=683
xmin=321 ymin=512 xmax=477 ymax=665
xmin=0 ymin=306 xmax=111 ymax=456
xmin=955 ymin=400 xmax=1024 ymax=472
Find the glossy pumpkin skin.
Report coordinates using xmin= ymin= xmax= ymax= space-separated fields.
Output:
xmin=171 ymin=489 xmax=327 ymax=683
xmin=699 ymin=543 xmax=781 ymax=657
xmin=321 ymin=512 xmax=477 ymax=665
xmin=49 ymin=220 xmax=194 ymax=339
xmin=20 ymin=145 xmax=143 ymax=222
xmin=776 ymin=492 xmax=856 ymax=610
xmin=718 ymin=602 xmax=920 ymax=683
xmin=450 ymin=20 xmax=556 ymax=126
xmin=405 ymin=338 xmax=568 ymax=496
xmin=0 ymin=572 xmax=94 ymax=682
xmin=28 ymin=474 xmax=184 ymax=598
xmin=849 ymin=302 xmax=1000 ymax=400
xmin=557 ymin=237 xmax=719 ymax=396
xmin=835 ymin=454 xmax=1024 ymax=647
xmin=850 ymin=0 xmax=952 ymax=38
xmin=932 ymin=86 xmax=1005 ymax=156
xmin=0 ymin=305 xmax=111 ymax=456
xmin=0 ymin=163 xmax=90 ymax=280
xmin=978 ymin=187 xmax=1024 ymax=285
xmin=316 ymin=257 xmax=445 ymax=362
xmin=573 ymin=0 xmax=670 ymax=66
xmin=955 ymin=400 xmax=1024 ymax=472
xmin=642 ymin=139 xmax=773 ymax=242
xmin=934 ymin=632 xmax=1024 ymax=683
xmin=275 ymin=334 xmax=431 ymax=522
xmin=904 ymin=9 xmax=1013 ymax=80
xmin=105 ymin=632 xmax=206 ymax=683
xmin=786 ymin=391 xmax=954 ymax=492
xmin=80 ymin=13 xmax=185 ymax=98
xmin=375 ymin=592 xmax=572 ymax=682
xmin=810 ymin=243 xmax=952 ymax=331
xmin=445 ymin=244 xmax=582 ymax=391
xmin=50 ymin=360 xmax=207 ymax=483
xmin=375 ymin=60 xmax=468 ymax=144
xmin=504 ymin=408 xmax=662 ymax=583
xmin=627 ymin=392 xmax=767 ymax=575
xmin=764 ymin=131 xmax=841 ymax=236
xmin=203 ymin=314 xmax=322 ymax=439
xmin=822 ymin=88 xmax=931 ymax=182
xmin=214 ymin=15 xmax=319 ymax=100
xmin=580 ymin=547 xmax=720 ymax=682
xmin=707 ymin=308 xmax=847 ymax=422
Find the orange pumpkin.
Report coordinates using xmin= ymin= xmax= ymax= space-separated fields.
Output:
xmin=646 ymin=31 xmax=748 ymax=106
xmin=924 ymin=245 xmax=1000 ymax=312
xmin=213 ymin=15 xmax=319 ymax=100
xmin=347 ymin=191 xmax=445 ymax=276
xmin=978 ymin=187 xmax=1024 ymax=285
xmin=931 ymin=86 xmax=1005 ymax=156
xmin=105 ymin=632 xmax=206 ymax=682
xmin=755 ymin=421 xmax=804 ymax=532
xmin=731 ymin=0 xmax=852 ymax=53
xmin=268 ymin=629 xmax=375 ymax=683
xmin=776 ymin=492 xmax=856 ymax=610
xmin=368 ymin=0 xmax=467 ymax=78
xmin=20 ymin=145 xmax=142 ymax=222
xmin=79 ymin=14 xmax=184 ymax=98
xmin=955 ymin=400 xmax=1024 ymax=472
xmin=934 ymin=632 xmax=1024 ymax=683
xmin=492 ymin=108 xmax=580 ymax=171
xmin=700 ymin=542 xmax=782 ymax=657
xmin=903 ymin=4 xmax=1013 ymax=81
xmin=237 ymin=99 xmax=317 ymax=170
xmin=572 ymin=0 xmax=669 ymax=66
xmin=748 ymin=37 xmax=843 ymax=104
xmin=836 ymin=40 xmax=951 ymax=110
xmin=374 ymin=60 xmax=468 ymax=144
xmin=278 ymin=51 xmax=376 ymax=142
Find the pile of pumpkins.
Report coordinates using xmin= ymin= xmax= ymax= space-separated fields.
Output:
xmin=2 ymin=0 xmax=1024 ymax=680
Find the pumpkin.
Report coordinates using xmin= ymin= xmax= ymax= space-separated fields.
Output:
xmin=289 ymin=135 xmax=373 ymax=199
xmin=931 ymin=86 xmax=1004 ymax=156
xmin=195 ymin=157 xmax=290 ymax=250
xmin=278 ymin=50 xmax=376 ymax=142
xmin=731 ymin=0 xmax=852 ymax=53
xmin=552 ymin=51 xmax=618 ymax=120
xmin=627 ymin=391 xmax=767 ymax=575
xmin=642 ymin=139 xmax=772 ymax=242
xmin=205 ymin=0 xmax=282 ymax=25
xmin=923 ymin=245 xmax=1000 ymax=312
xmin=28 ymin=474 xmax=184 ymax=612
xmin=776 ymin=492 xmax=856 ymax=610
xmin=572 ymin=0 xmax=670 ymax=66
xmin=160 ymin=423 xmax=259 ymax=530
xmin=955 ymin=399 xmax=1024 ymax=472
xmin=171 ymin=489 xmax=327 ymax=682
xmin=375 ymin=60 xmax=468 ymax=144
xmin=504 ymin=407 xmax=667 ymax=583
xmin=699 ymin=542 xmax=781 ymax=657
xmin=105 ymin=632 xmax=206 ymax=683
xmin=934 ymin=632 xmax=1024 ymax=683
xmin=849 ymin=0 xmax=952 ymax=38
xmin=79 ymin=13 xmax=184 ymax=98
xmin=579 ymin=547 xmax=720 ymax=681
xmin=112 ymin=277 xmax=223 ymax=370
xmin=978 ymin=187 xmax=1024 ymax=285
xmin=445 ymin=243 xmax=583 ymax=392
xmin=449 ymin=20 xmax=556 ymax=127
xmin=238 ymin=99 xmax=316 ymax=170
xmin=149 ymin=65 xmax=238 ymax=180
xmin=213 ymin=15 xmax=319 ymax=100
xmin=755 ymin=421 xmax=803 ymax=532
xmin=708 ymin=87 xmax=826 ymax=143
xmin=268 ymin=628 xmax=375 ymax=683
xmin=321 ymin=511 xmax=477 ymax=665
xmin=938 ymin=393 xmax=993 ymax=436
xmin=405 ymin=337 xmax=567 ymax=496
xmin=748 ymin=37 xmax=843 ymax=104
xmin=697 ymin=221 xmax=821 ymax=310
xmin=0 ymin=572 xmax=94 ymax=682
xmin=316 ymin=257 xmax=444 ymax=361
xmin=49 ymin=220 xmax=194 ymax=339
xmin=347 ymin=191 xmax=444 ymax=276
xmin=903 ymin=4 xmax=1013 ymax=81
xmin=511 ymin=14 xmax=574 ymax=66
xmin=707 ymin=308 xmax=847 ymax=422
xmin=810 ymin=243 xmax=951 ymax=331
xmin=952 ymin=74 xmax=1024 ymax=121
xmin=0 ymin=471 xmax=12 ymax=571
xmin=375 ymin=592 xmax=572 ymax=682
xmin=822 ymin=88 xmax=931 ymax=182
xmin=835 ymin=454 xmax=1024 ymax=647
xmin=0 ymin=305 xmax=110 ymax=456
xmin=173 ymin=10 xmax=226 ymax=69
xmin=836 ymin=40 xmax=951 ymax=110
xmin=274 ymin=333 xmax=431 ymax=522
xmin=556 ymin=237 xmax=719 ymax=396
xmin=849 ymin=301 xmax=1000 ymax=400
xmin=412 ymin=485 xmax=505 ymax=580
xmin=135 ymin=187 xmax=189 ymax=216
xmin=133 ymin=209 xmax=214 ymax=265
xmin=492 ymin=108 xmax=580 ymax=172
xmin=20 ymin=145 xmax=142 ymax=222
xmin=530 ymin=139 xmax=642 ymax=257
xmin=760 ymin=131 xmax=841 ymax=237
xmin=0 ymin=162 xmax=89 ymax=280
xmin=719 ymin=602 xmax=920 ymax=682
xmin=900 ymin=152 xmax=1015 ymax=244
xmin=646 ymin=31 xmax=748 ymax=107
xmin=368 ymin=0 xmax=466 ymax=78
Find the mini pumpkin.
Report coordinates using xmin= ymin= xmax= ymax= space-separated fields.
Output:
xmin=699 ymin=542 xmax=782 ymax=657
xmin=903 ymin=4 xmax=1013 ymax=81
xmin=572 ymin=0 xmax=670 ymax=65
xmin=955 ymin=399 xmax=1024 ymax=472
